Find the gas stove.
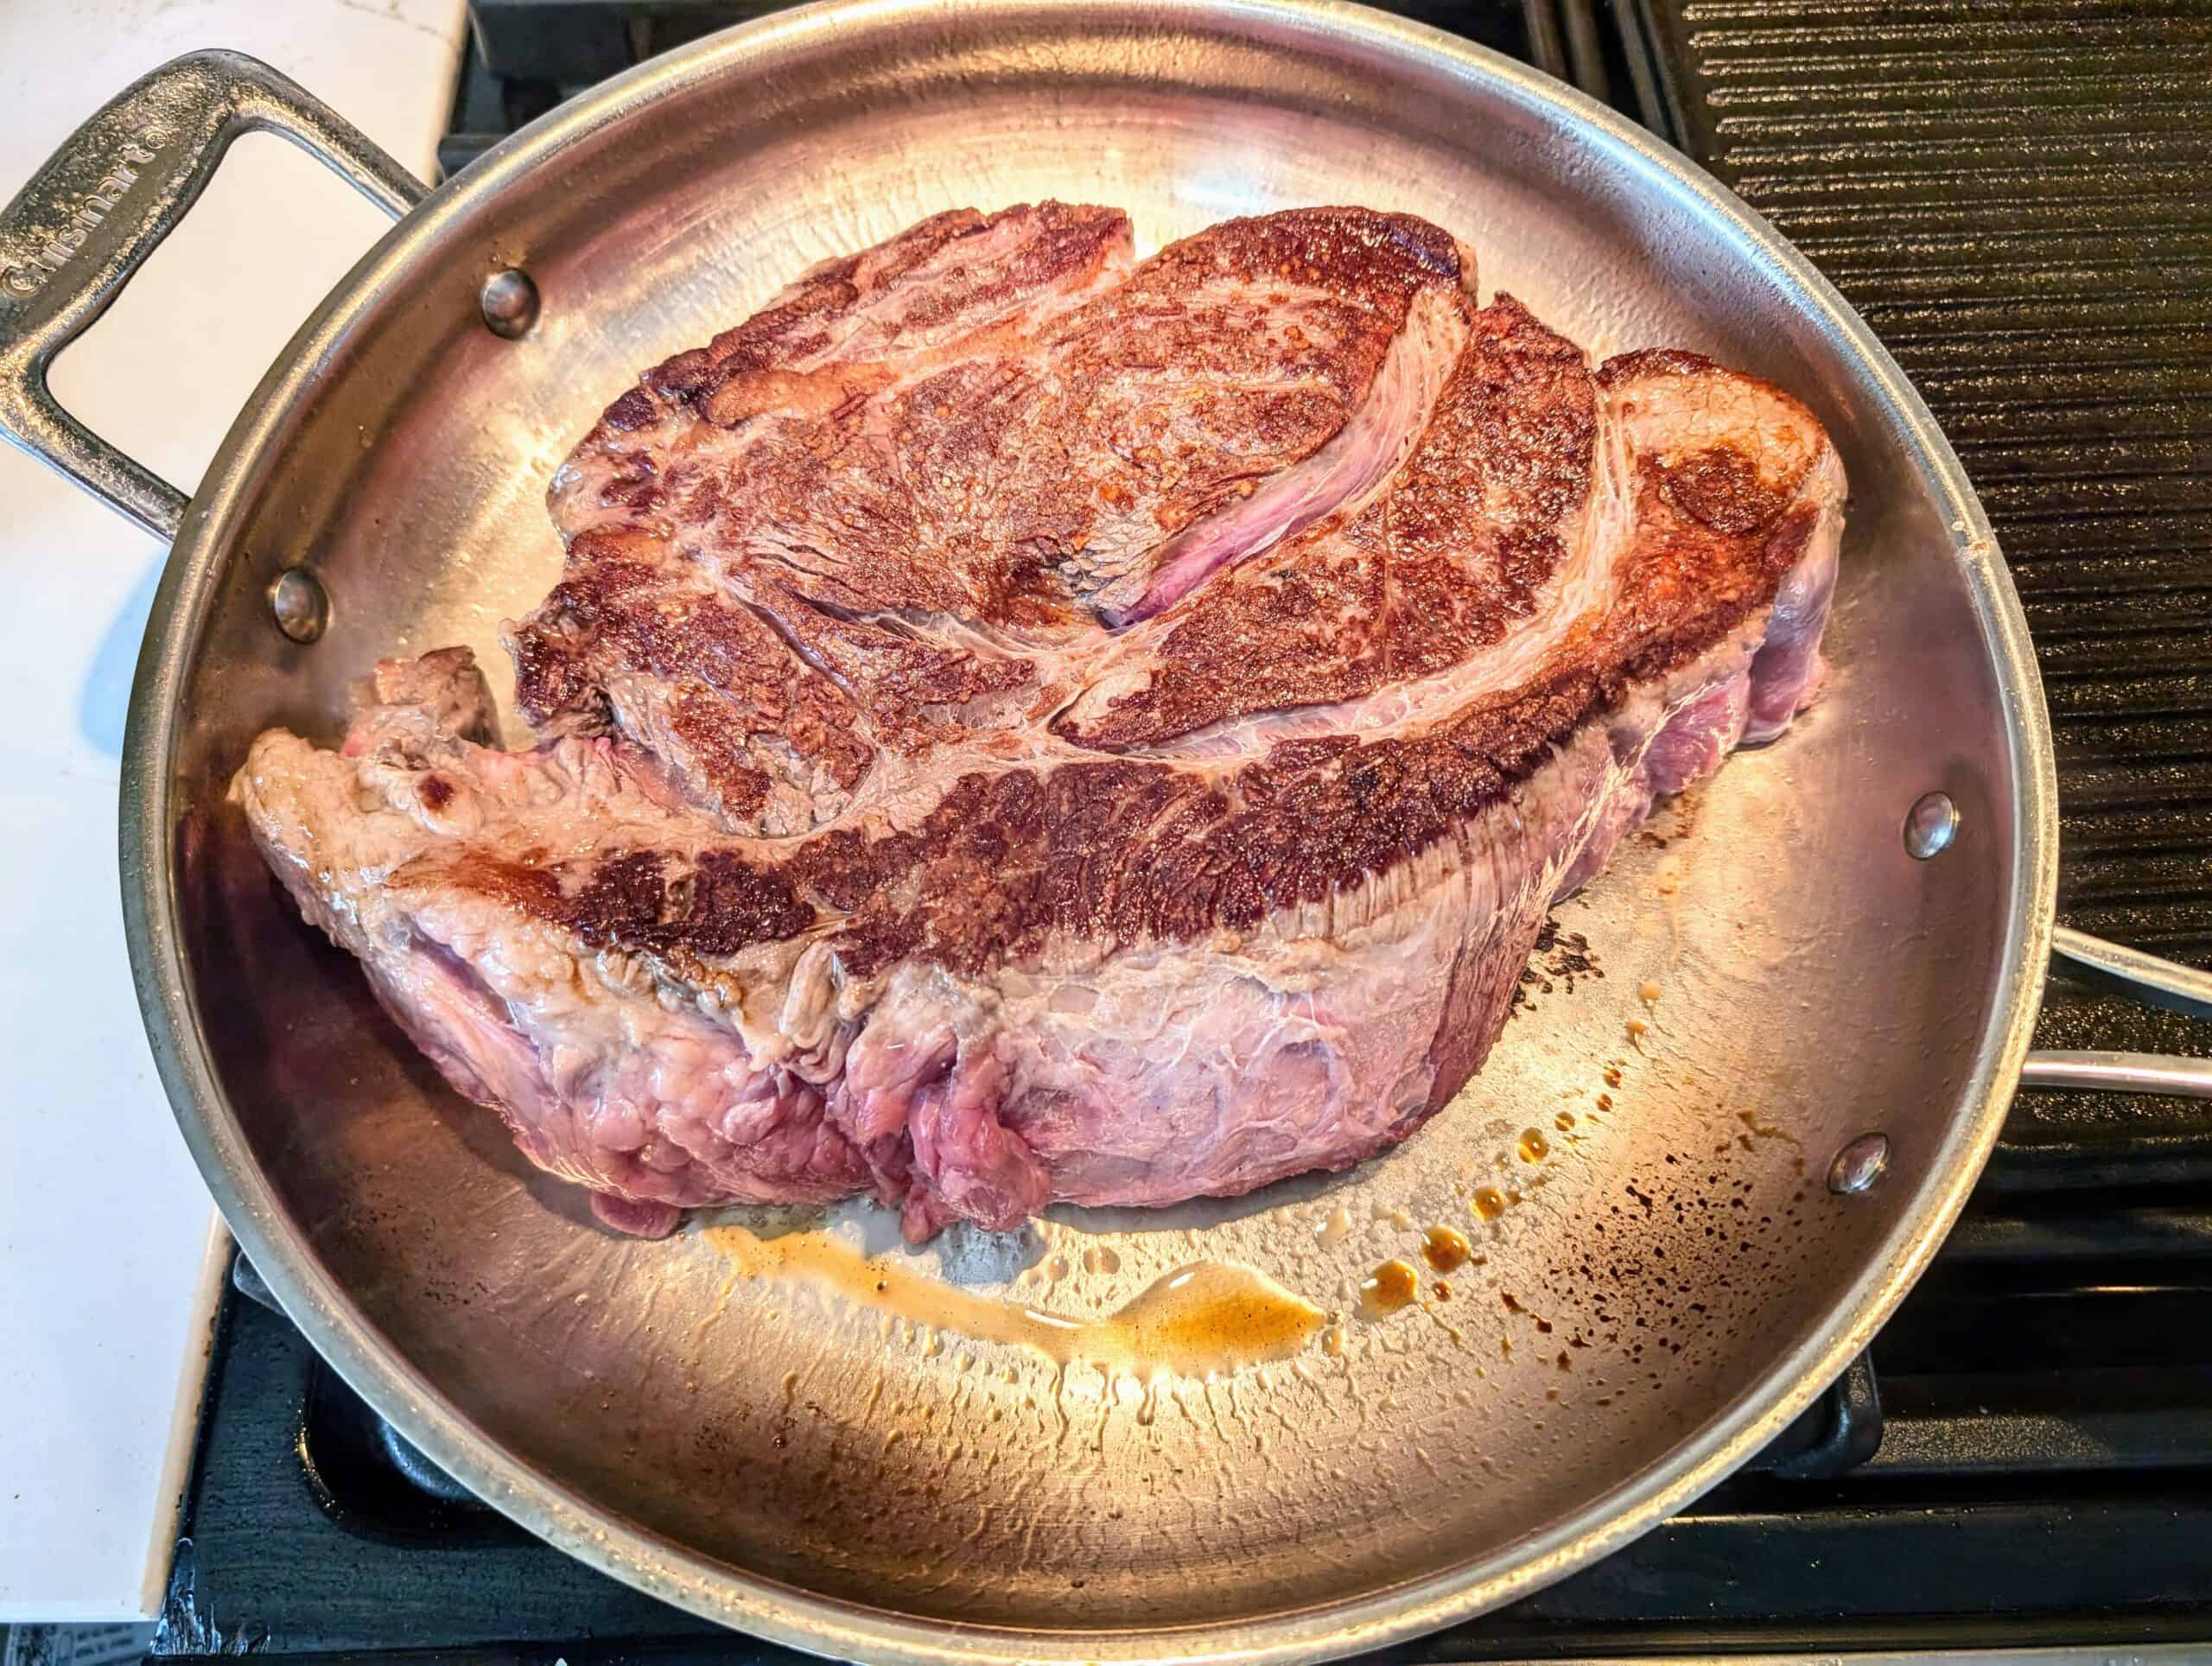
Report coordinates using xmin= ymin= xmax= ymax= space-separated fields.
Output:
xmin=145 ymin=2 xmax=2212 ymax=1659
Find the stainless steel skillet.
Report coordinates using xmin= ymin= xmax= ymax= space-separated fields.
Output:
xmin=3 ymin=3 xmax=2206 ymax=1660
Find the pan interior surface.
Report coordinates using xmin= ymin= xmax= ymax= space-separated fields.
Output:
xmin=142 ymin=3 xmax=2039 ymax=1655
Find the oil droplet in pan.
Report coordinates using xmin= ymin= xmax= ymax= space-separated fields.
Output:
xmin=1357 ymin=1259 xmax=1421 ymax=1320
xmin=1517 ymin=1128 xmax=1550 ymax=1163
xmin=1421 ymin=1224 xmax=1473 ymax=1273
xmin=1471 ymin=1186 xmax=1508 ymax=1223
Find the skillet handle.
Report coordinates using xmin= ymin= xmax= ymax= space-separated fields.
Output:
xmin=2049 ymin=925 xmax=2212 ymax=1019
xmin=2019 ymin=1052 xmax=2212 ymax=1099
xmin=0 ymin=50 xmax=425 ymax=541
xmin=2022 ymin=928 xmax=2212 ymax=1100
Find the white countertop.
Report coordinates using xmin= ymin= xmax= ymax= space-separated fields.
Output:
xmin=0 ymin=0 xmax=466 ymax=1622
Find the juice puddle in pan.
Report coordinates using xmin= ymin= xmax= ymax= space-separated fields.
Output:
xmin=703 ymin=1222 xmax=1322 ymax=1376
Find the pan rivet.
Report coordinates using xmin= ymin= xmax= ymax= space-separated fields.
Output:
xmin=1827 ymin=1133 xmax=1891 ymax=1196
xmin=480 ymin=268 xmax=540 ymax=339
xmin=268 ymin=567 xmax=329 ymax=644
xmin=1903 ymin=792 xmax=1958 ymax=860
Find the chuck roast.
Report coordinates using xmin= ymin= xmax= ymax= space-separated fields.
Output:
xmin=233 ymin=204 xmax=1842 ymax=1240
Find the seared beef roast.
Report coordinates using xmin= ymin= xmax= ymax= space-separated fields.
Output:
xmin=234 ymin=204 xmax=1842 ymax=1240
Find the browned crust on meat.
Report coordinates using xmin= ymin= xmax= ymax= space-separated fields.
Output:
xmin=1055 ymin=294 xmax=1591 ymax=751
xmin=756 ymin=581 xmax=1036 ymax=754
xmin=427 ymin=847 xmax=813 ymax=958
xmin=1035 ymin=209 xmax=1471 ymax=565
xmin=605 ymin=204 xmax=1131 ymax=429
xmin=520 ymin=206 xmax=1475 ymax=771
xmin=1597 ymin=347 xmax=1826 ymax=538
xmin=1112 ymin=205 xmax=1464 ymax=303
xmin=786 ymin=516 xmax=1805 ymax=978
xmin=507 ymin=531 xmax=873 ymax=828
xmin=1656 ymin=445 xmax=1795 ymax=536
xmin=446 ymin=216 xmax=1832 ymax=980
xmin=442 ymin=487 xmax=1808 ymax=981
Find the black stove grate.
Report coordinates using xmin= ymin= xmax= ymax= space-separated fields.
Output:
xmin=147 ymin=3 xmax=2212 ymax=1659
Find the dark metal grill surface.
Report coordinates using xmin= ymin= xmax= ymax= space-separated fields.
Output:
xmin=1626 ymin=0 xmax=2212 ymax=1182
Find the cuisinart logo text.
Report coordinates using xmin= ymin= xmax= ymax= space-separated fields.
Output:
xmin=3 ymin=133 xmax=162 ymax=298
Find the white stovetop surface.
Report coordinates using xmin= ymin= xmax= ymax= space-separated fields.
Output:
xmin=0 ymin=0 xmax=466 ymax=1622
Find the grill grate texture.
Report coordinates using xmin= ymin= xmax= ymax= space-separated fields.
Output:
xmin=1629 ymin=0 xmax=2212 ymax=1175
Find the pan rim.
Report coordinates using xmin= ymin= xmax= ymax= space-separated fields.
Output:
xmin=118 ymin=1 xmax=2058 ymax=1659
